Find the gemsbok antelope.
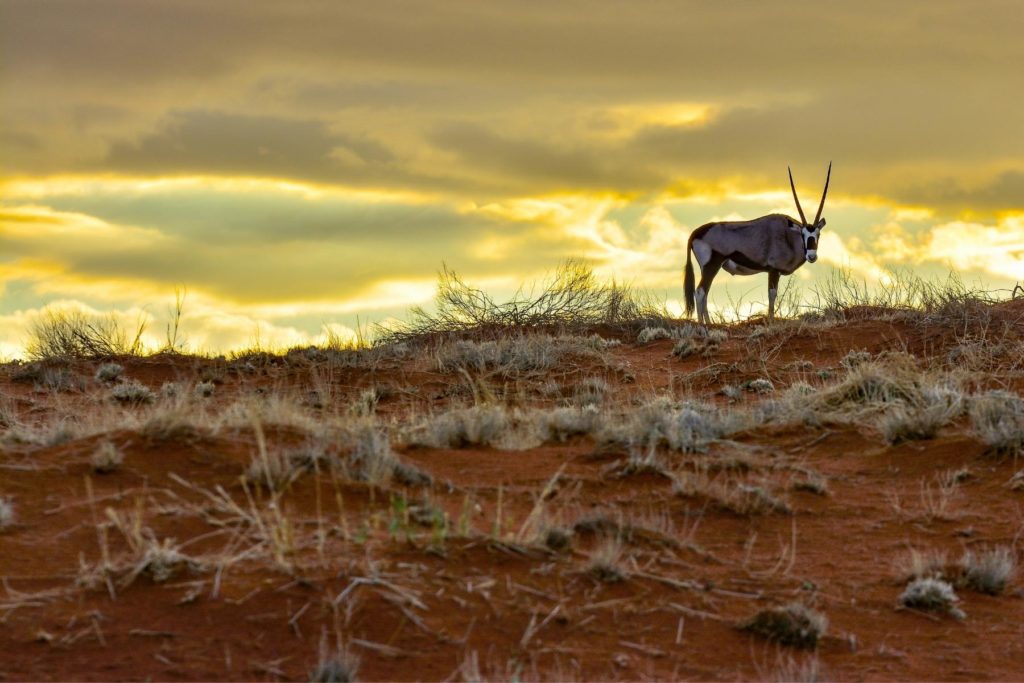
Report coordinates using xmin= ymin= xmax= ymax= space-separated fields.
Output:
xmin=685 ymin=163 xmax=832 ymax=325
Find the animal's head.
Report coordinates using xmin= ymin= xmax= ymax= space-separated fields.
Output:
xmin=787 ymin=162 xmax=831 ymax=264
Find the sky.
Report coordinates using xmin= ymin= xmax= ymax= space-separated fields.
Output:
xmin=2 ymin=1 xmax=1023 ymax=357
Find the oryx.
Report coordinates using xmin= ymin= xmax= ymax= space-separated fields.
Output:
xmin=684 ymin=163 xmax=831 ymax=325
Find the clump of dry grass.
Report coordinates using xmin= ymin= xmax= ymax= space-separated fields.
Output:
xmin=960 ymin=547 xmax=1017 ymax=595
xmin=894 ymin=548 xmax=949 ymax=582
xmin=0 ymin=496 xmax=14 ymax=530
xmin=968 ymin=390 xmax=1024 ymax=456
xmin=877 ymin=385 xmax=963 ymax=444
xmin=637 ymin=327 xmax=672 ymax=344
xmin=346 ymin=424 xmax=431 ymax=486
xmin=91 ymin=440 xmax=124 ymax=473
xmin=899 ymin=577 xmax=964 ymax=618
xmin=739 ymin=603 xmax=827 ymax=649
xmin=587 ymin=538 xmax=627 ymax=583
xmin=407 ymin=405 xmax=512 ymax=449
xmin=745 ymin=378 xmax=775 ymax=394
xmin=539 ymin=406 xmax=600 ymax=442
xmin=839 ymin=350 xmax=872 ymax=370
xmin=94 ymin=362 xmax=124 ymax=382
xmin=671 ymin=338 xmax=702 ymax=358
xmin=599 ymin=398 xmax=750 ymax=454
xmin=812 ymin=354 xmax=922 ymax=412
xmin=733 ymin=483 xmax=791 ymax=514
xmin=309 ymin=645 xmax=359 ymax=683
xmin=194 ymin=380 xmax=216 ymax=398
xmin=435 ymin=334 xmax=603 ymax=377
xmin=572 ymin=376 xmax=609 ymax=407
xmin=110 ymin=380 xmax=155 ymax=405
xmin=12 ymin=362 xmax=81 ymax=392
xmin=126 ymin=537 xmax=200 ymax=584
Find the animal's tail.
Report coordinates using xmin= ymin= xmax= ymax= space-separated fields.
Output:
xmin=684 ymin=231 xmax=696 ymax=317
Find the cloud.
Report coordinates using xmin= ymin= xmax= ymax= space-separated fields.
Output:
xmin=922 ymin=218 xmax=1024 ymax=281
xmin=894 ymin=172 xmax=1024 ymax=213
xmin=5 ymin=1 xmax=1024 ymax=210
xmin=103 ymin=109 xmax=393 ymax=181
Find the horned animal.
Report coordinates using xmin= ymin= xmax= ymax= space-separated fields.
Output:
xmin=684 ymin=163 xmax=831 ymax=325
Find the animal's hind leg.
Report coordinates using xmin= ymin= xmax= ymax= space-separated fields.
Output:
xmin=696 ymin=254 xmax=725 ymax=327
xmin=768 ymin=270 xmax=781 ymax=322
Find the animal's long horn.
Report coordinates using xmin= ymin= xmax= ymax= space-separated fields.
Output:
xmin=813 ymin=161 xmax=832 ymax=226
xmin=788 ymin=166 xmax=807 ymax=226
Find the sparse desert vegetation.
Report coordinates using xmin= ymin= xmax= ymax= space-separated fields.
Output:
xmin=2 ymin=266 xmax=1024 ymax=680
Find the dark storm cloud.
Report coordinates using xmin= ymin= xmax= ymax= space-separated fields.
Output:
xmin=894 ymin=172 xmax=1024 ymax=213
xmin=103 ymin=110 xmax=393 ymax=179
xmin=4 ymin=0 xmax=1024 ymax=209
xmin=429 ymin=121 xmax=662 ymax=192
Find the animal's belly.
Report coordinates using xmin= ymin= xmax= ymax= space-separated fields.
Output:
xmin=723 ymin=259 xmax=762 ymax=276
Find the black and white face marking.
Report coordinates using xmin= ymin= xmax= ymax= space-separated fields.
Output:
xmin=802 ymin=218 xmax=826 ymax=263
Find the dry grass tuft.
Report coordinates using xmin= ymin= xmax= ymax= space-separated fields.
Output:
xmin=407 ymin=405 xmax=512 ymax=449
xmin=960 ymin=547 xmax=1017 ymax=595
xmin=739 ymin=603 xmax=827 ymax=649
xmin=899 ymin=578 xmax=964 ymax=618
xmin=94 ymin=362 xmax=124 ymax=382
xmin=110 ymin=380 xmax=156 ymax=405
xmin=309 ymin=641 xmax=360 ymax=683
xmin=0 ymin=496 xmax=14 ymax=530
xmin=587 ymin=538 xmax=627 ymax=583
xmin=877 ymin=385 xmax=962 ymax=444
xmin=598 ymin=398 xmax=742 ymax=454
xmin=91 ymin=440 xmax=124 ymax=473
xmin=968 ymin=390 xmax=1024 ymax=456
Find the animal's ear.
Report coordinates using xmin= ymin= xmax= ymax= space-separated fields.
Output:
xmin=815 ymin=218 xmax=826 ymax=230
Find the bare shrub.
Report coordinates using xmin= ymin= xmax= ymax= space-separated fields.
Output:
xmin=960 ymin=547 xmax=1017 ymax=595
xmin=969 ymin=390 xmax=1024 ymax=456
xmin=379 ymin=260 xmax=672 ymax=345
xmin=899 ymin=577 xmax=964 ymax=618
xmin=739 ymin=603 xmax=827 ymax=649
xmin=26 ymin=308 xmax=147 ymax=359
xmin=193 ymin=381 xmax=216 ymax=398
